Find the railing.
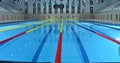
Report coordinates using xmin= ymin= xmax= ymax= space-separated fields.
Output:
xmin=0 ymin=12 xmax=120 ymax=24
xmin=82 ymin=11 xmax=120 ymax=25
xmin=0 ymin=13 xmax=24 ymax=23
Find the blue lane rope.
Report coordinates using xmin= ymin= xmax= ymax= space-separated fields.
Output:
xmin=32 ymin=27 xmax=52 ymax=62
xmin=71 ymin=27 xmax=90 ymax=63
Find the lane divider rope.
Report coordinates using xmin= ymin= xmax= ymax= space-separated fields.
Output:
xmin=92 ymin=23 xmax=120 ymax=31
xmin=55 ymin=20 xmax=63 ymax=63
xmin=0 ymin=22 xmax=50 ymax=44
xmin=0 ymin=18 xmax=55 ymax=32
xmin=71 ymin=27 xmax=90 ymax=63
xmin=0 ymin=22 xmax=42 ymax=32
xmin=32 ymin=27 xmax=52 ymax=62
xmin=26 ymin=23 xmax=49 ymax=33
xmin=0 ymin=32 xmax=26 ymax=44
xmin=72 ymin=22 xmax=120 ymax=45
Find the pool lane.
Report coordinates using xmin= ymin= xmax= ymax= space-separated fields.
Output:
xmin=61 ymin=22 xmax=84 ymax=63
xmin=34 ymin=21 xmax=87 ymax=63
xmin=90 ymin=22 xmax=120 ymax=31
xmin=37 ymin=23 xmax=60 ymax=63
xmin=0 ymin=21 xmax=44 ymax=41
xmin=71 ymin=21 xmax=120 ymax=62
xmin=0 ymin=21 xmax=50 ymax=45
xmin=0 ymin=21 xmax=43 ymax=32
xmin=71 ymin=27 xmax=89 ymax=63
xmin=80 ymin=22 xmax=120 ymax=42
xmin=0 ymin=23 xmax=52 ymax=62
xmin=32 ymin=26 xmax=52 ymax=62
xmin=0 ymin=20 xmax=39 ymax=27
xmin=73 ymin=22 xmax=120 ymax=44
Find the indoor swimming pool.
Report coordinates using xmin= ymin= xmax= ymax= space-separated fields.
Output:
xmin=0 ymin=20 xmax=120 ymax=63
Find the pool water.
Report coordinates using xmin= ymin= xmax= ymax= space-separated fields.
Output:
xmin=0 ymin=20 xmax=120 ymax=63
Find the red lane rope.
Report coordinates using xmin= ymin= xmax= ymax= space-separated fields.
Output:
xmin=55 ymin=33 xmax=62 ymax=63
xmin=96 ymin=32 xmax=120 ymax=45
xmin=73 ymin=22 xmax=120 ymax=45
xmin=0 ymin=32 xmax=26 ymax=44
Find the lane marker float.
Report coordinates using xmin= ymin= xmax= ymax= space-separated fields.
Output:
xmin=55 ymin=20 xmax=63 ymax=63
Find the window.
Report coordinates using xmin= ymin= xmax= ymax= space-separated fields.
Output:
xmin=38 ymin=0 xmax=41 ymax=14
xmin=43 ymin=0 xmax=47 ymax=14
xmin=25 ymin=0 xmax=28 ymax=13
xmin=66 ymin=0 xmax=69 ymax=14
xmin=54 ymin=0 xmax=58 ymax=14
xmin=90 ymin=0 xmax=93 ymax=5
xmin=101 ymin=0 xmax=104 ymax=3
xmin=77 ymin=0 xmax=81 ymax=13
xmin=49 ymin=0 xmax=52 ymax=14
xmin=33 ymin=0 xmax=36 ymax=14
xmin=60 ymin=4 xmax=64 ymax=14
xmin=71 ymin=0 xmax=75 ymax=14
xmin=90 ymin=7 xmax=93 ymax=13
xmin=82 ymin=0 xmax=86 ymax=13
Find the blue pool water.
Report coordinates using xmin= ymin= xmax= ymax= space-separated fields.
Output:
xmin=0 ymin=20 xmax=120 ymax=63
